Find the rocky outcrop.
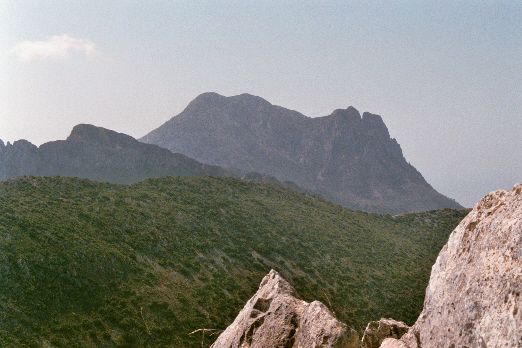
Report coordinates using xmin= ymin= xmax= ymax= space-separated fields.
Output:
xmin=361 ymin=318 xmax=409 ymax=348
xmin=210 ymin=270 xmax=359 ymax=348
xmin=379 ymin=338 xmax=408 ymax=348
xmin=0 ymin=140 xmax=39 ymax=179
xmin=389 ymin=183 xmax=522 ymax=348
xmin=0 ymin=124 xmax=229 ymax=184
xmin=140 ymin=92 xmax=462 ymax=214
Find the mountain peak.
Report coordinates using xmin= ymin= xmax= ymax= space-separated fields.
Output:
xmin=0 ymin=124 xmax=229 ymax=184
xmin=67 ymin=124 xmax=138 ymax=148
xmin=186 ymin=92 xmax=273 ymax=112
xmin=230 ymin=93 xmax=273 ymax=108
xmin=12 ymin=139 xmax=37 ymax=150
xmin=192 ymin=91 xmax=225 ymax=102
xmin=362 ymin=112 xmax=390 ymax=138
xmin=330 ymin=106 xmax=361 ymax=122
xmin=185 ymin=92 xmax=227 ymax=110
xmin=140 ymin=93 xmax=463 ymax=213
xmin=362 ymin=111 xmax=384 ymax=125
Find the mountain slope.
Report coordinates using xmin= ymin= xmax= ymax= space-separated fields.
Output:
xmin=140 ymin=92 xmax=462 ymax=214
xmin=0 ymin=175 xmax=468 ymax=347
xmin=0 ymin=124 xmax=228 ymax=184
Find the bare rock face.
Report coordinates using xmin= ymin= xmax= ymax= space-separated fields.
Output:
xmin=210 ymin=270 xmax=359 ymax=348
xmin=361 ymin=318 xmax=409 ymax=348
xmin=379 ymin=338 xmax=408 ymax=348
xmin=398 ymin=183 xmax=522 ymax=348
xmin=295 ymin=301 xmax=360 ymax=348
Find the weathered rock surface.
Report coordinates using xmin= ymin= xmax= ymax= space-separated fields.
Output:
xmin=379 ymin=338 xmax=408 ymax=348
xmin=394 ymin=183 xmax=522 ymax=348
xmin=361 ymin=318 xmax=408 ymax=348
xmin=210 ymin=269 xmax=359 ymax=348
xmin=140 ymin=92 xmax=462 ymax=214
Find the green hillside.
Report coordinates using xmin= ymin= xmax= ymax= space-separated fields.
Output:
xmin=0 ymin=176 xmax=468 ymax=347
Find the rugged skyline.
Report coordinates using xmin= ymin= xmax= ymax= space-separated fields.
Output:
xmin=0 ymin=123 xmax=229 ymax=183
xmin=1 ymin=1 xmax=521 ymax=207
xmin=141 ymin=92 xmax=462 ymax=214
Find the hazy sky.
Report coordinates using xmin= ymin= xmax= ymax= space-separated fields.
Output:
xmin=1 ymin=1 xmax=521 ymax=207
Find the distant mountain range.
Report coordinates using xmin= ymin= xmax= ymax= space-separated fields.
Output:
xmin=140 ymin=92 xmax=462 ymax=214
xmin=0 ymin=124 xmax=228 ymax=183
xmin=0 ymin=93 xmax=462 ymax=214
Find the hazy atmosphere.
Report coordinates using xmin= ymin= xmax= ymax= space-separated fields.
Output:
xmin=1 ymin=0 xmax=521 ymax=207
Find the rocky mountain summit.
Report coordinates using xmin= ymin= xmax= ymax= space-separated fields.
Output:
xmin=141 ymin=92 xmax=462 ymax=214
xmin=0 ymin=124 xmax=228 ymax=183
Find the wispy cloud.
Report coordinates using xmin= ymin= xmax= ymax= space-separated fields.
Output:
xmin=7 ymin=34 xmax=104 ymax=62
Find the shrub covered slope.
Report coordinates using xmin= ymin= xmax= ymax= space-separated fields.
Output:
xmin=0 ymin=176 xmax=467 ymax=347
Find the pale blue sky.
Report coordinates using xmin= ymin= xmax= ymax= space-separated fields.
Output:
xmin=1 ymin=1 xmax=521 ymax=207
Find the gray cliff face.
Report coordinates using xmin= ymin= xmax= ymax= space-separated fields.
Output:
xmin=386 ymin=183 xmax=522 ymax=348
xmin=140 ymin=92 xmax=462 ymax=214
xmin=0 ymin=124 xmax=228 ymax=184
xmin=210 ymin=270 xmax=360 ymax=348
xmin=0 ymin=140 xmax=39 ymax=180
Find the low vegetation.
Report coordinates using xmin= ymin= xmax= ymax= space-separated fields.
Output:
xmin=0 ymin=176 xmax=468 ymax=347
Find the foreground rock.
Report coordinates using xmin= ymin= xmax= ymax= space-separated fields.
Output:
xmin=394 ymin=183 xmax=522 ymax=347
xmin=210 ymin=270 xmax=359 ymax=348
xmin=361 ymin=318 xmax=408 ymax=348
xmin=379 ymin=338 xmax=408 ymax=348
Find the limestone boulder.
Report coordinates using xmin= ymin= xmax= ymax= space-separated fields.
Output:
xmin=210 ymin=269 xmax=359 ymax=348
xmin=361 ymin=318 xmax=408 ymax=348
xmin=398 ymin=183 xmax=522 ymax=348
xmin=294 ymin=301 xmax=360 ymax=348
xmin=379 ymin=338 xmax=408 ymax=348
